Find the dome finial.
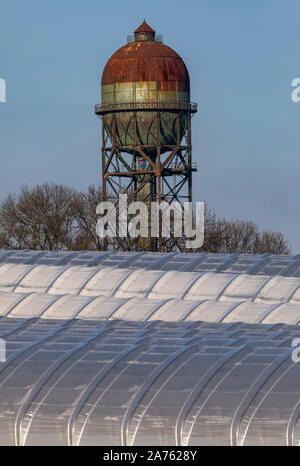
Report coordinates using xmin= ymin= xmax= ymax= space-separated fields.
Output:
xmin=134 ymin=20 xmax=155 ymax=41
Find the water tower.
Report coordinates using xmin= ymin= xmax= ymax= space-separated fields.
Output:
xmin=95 ymin=20 xmax=197 ymax=251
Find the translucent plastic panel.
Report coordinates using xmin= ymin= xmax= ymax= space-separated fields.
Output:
xmin=15 ymin=265 xmax=68 ymax=293
xmin=185 ymin=300 xmax=236 ymax=322
xmin=41 ymin=295 xmax=92 ymax=319
xmin=222 ymin=274 xmax=268 ymax=300
xmin=185 ymin=273 xmax=236 ymax=301
xmin=0 ymin=292 xmax=26 ymax=316
xmin=1 ymin=290 xmax=300 ymax=326
xmin=9 ymin=293 xmax=57 ymax=318
xmin=147 ymin=271 xmax=201 ymax=300
xmin=97 ymin=252 xmax=140 ymax=268
xmin=37 ymin=252 xmax=76 ymax=266
xmin=0 ymin=250 xmax=37 ymax=264
xmin=289 ymin=286 xmax=300 ymax=302
xmin=125 ymin=253 xmax=166 ymax=270
xmin=259 ymin=258 xmax=297 ymax=277
xmin=0 ymin=318 xmax=299 ymax=445
xmin=185 ymin=351 xmax=284 ymax=446
xmin=4 ymin=250 xmax=300 ymax=277
xmin=256 ymin=276 xmax=300 ymax=303
xmin=0 ymin=250 xmax=14 ymax=262
xmin=0 ymin=263 xmax=33 ymax=292
xmin=238 ymin=359 xmax=298 ymax=446
xmin=261 ymin=303 xmax=300 ymax=325
xmin=115 ymin=270 xmax=165 ymax=299
xmin=81 ymin=268 xmax=133 ymax=297
xmin=20 ymin=360 xmax=107 ymax=446
xmin=221 ymin=255 xmax=264 ymax=274
xmin=222 ymin=301 xmax=274 ymax=324
xmin=74 ymin=351 xmax=174 ymax=446
xmin=48 ymin=266 xmax=98 ymax=295
xmin=191 ymin=255 xmax=233 ymax=272
xmin=158 ymin=254 xmax=201 ymax=271
xmin=149 ymin=299 xmax=201 ymax=322
xmin=131 ymin=351 xmax=225 ymax=446
xmin=78 ymin=296 xmax=127 ymax=320
xmin=112 ymin=298 xmax=166 ymax=321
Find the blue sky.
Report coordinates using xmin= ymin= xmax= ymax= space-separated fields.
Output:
xmin=1 ymin=0 xmax=300 ymax=251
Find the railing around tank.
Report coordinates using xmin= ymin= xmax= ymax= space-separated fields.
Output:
xmin=95 ymin=101 xmax=198 ymax=115
xmin=127 ymin=34 xmax=163 ymax=43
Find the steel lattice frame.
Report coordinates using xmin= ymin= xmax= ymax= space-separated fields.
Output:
xmin=96 ymin=103 xmax=197 ymax=252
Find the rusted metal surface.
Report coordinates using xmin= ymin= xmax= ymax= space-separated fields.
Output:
xmin=97 ymin=22 xmax=197 ymax=252
xmin=101 ymin=82 xmax=190 ymax=105
xmin=101 ymin=110 xmax=188 ymax=156
xmin=95 ymin=102 xmax=197 ymax=114
xmin=102 ymin=42 xmax=190 ymax=87
xmin=100 ymin=109 xmax=196 ymax=252
xmin=134 ymin=20 xmax=155 ymax=33
xmin=100 ymin=22 xmax=193 ymax=157
xmin=127 ymin=34 xmax=163 ymax=44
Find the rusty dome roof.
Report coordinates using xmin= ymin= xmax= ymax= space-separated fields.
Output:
xmin=101 ymin=25 xmax=190 ymax=87
xmin=134 ymin=19 xmax=155 ymax=33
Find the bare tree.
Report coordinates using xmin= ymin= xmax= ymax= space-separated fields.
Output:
xmin=0 ymin=183 xmax=80 ymax=250
xmin=0 ymin=184 xmax=291 ymax=254
xmin=252 ymin=230 xmax=290 ymax=255
xmin=72 ymin=185 xmax=105 ymax=250
xmin=197 ymin=207 xmax=290 ymax=254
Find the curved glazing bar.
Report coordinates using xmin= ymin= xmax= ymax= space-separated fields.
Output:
xmin=230 ymin=348 xmax=294 ymax=446
xmin=0 ymin=317 xmax=36 ymax=338
xmin=241 ymin=357 xmax=296 ymax=446
xmin=218 ymin=300 xmax=247 ymax=323
xmin=0 ymin=319 xmax=298 ymax=445
xmin=257 ymin=302 xmax=285 ymax=324
xmin=69 ymin=338 xmax=151 ymax=446
xmin=44 ymin=265 xmax=72 ymax=293
xmin=0 ymin=291 xmax=300 ymax=324
xmin=2 ymin=261 xmax=300 ymax=304
xmin=3 ymin=292 xmax=34 ymax=317
xmin=144 ymin=299 xmax=175 ymax=321
xmin=287 ymin=282 xmax=300 ymax=302
xmin=216 ymin=274 xmax=239 ymax=301
xmin=128 ymin=348 xmax=200 ymax=446
xmin=121 ymin=346 xmax=195 ymax=446
xmin=215 ymin=254 xmax=238 ymax=273
xmin=247 ymin=254 xmax=272 ymax=275
xmin=15 ymin=322 xmax=113 ymax=446
xmin=282 ymin=256 xmax=300 ymax=277
xmin=286 ymin=399 xmax=300 ymax=446
xmin=251 ymin=276 xmax=274 ymax=301
xmin=0 ymin=319 xmax=75 ymax=386
xmin=175 ymin=346 xmax=245 ymax=445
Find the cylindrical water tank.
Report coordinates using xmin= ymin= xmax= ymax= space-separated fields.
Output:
xmin=101 ymin=20 xmax=191 ymax=157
